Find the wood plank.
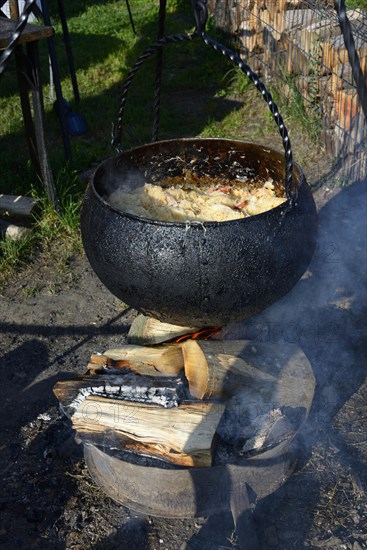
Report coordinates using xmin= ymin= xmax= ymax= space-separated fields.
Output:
xmin=0 ymin=16 xmax=54 ymax=49
xmin=0 ymin=194 xmax=37 ymax=222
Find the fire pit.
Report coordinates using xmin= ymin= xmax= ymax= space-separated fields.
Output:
xmin=80 ymin=337 xmax=315 ymax=518
xmin=53 ymin=328 xmax=315 ymax=549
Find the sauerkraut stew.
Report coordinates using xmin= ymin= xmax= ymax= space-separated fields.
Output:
xmin=107 ymin=176 xmax=287 ymax=223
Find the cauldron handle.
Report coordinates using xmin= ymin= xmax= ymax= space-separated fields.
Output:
xmin=112 ymin=17 xmax=295 ymax=202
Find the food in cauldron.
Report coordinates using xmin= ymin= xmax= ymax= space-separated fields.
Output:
xmin=107 ymin=176 xmax=286 ymax=223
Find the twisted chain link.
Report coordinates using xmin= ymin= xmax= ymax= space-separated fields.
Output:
xmin=111 ymin=33 xmax=194 ymax=152
xmin=112 ymin=0 xmax=295 ymax=201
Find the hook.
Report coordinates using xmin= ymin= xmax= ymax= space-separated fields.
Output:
xmin=191 ymin=0 xmax=208 ymax=35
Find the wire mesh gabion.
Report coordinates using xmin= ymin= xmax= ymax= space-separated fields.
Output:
xmin=209 ymin=0 xmax=367 ymax=183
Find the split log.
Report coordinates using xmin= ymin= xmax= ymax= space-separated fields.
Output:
xmin=238 ymin=19 xmax=253 ymax=52
xmin=296 ymin=18 xmax=340 ymax=56
xmin=53 ymin=372 xmax=187 ymax=417
xmin=248 ymin=2 xmax=263 ymax=52
xmin=182 ymin=339 xmax=276 ymax=400
xmin=283 ymin=36 xmax=312 ymax=76
xmin=331 ymin=57 xmax=367 ymax=94
xmin=273 ymin=9 xmax=316 ymax=36
xmin=127 ymin=314 xmax=200 ymax=345
xmin=334 ymin=88 xmax=361 ymax=132
xmin=322 ymin=35 xmax=367 ymax=69
xmin=54 ymin=339 xmax=316 ymax=467
xmin=72 ymin=396 xmax=225 ymax=467
xmin=88 ymin=343 xmax=184 ymax=376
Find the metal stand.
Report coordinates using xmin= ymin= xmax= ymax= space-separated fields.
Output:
xmin=0 ymin=2 xmax=59 ymax=209
xmin=40 ymin=0 xmax=71 ymax=160
xmin=333 ymin=0 xmax=367 ymax=122
xmin=152 ymin=0 xmax=166 ymax=142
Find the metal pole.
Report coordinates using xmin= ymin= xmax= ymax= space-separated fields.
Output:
xmin=334 ymin=0 xmax=367 ymax=122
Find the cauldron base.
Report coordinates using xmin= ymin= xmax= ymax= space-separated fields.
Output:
xmin=84 ymin=439 xmax=298 ymax=518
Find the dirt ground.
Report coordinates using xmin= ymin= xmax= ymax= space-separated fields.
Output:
xmin=1 ymin=91 xmax=367 ymax=549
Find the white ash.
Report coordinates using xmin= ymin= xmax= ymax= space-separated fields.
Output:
xmin=69 ymin=377 xmax=182 ymax=411
xmin=240 ymin=408 xmax=285 ymax=453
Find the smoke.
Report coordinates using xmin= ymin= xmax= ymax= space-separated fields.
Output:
xmin=223 ymin=180 xmax=366 ymax=419
xmin=97 ymin=163 xmax=146 ymax=199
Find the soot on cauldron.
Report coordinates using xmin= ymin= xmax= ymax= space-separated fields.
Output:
xmin=81 ymin=138 xmax=317 ymax=327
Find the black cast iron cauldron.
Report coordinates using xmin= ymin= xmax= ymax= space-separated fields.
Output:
xmin=81 ymin=138 xmax=317 ymax=327
xmin=80 ymin=8 xmax=318 ymax=327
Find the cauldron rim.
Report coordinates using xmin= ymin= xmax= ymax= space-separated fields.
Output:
xmin=90 ymin=137 xmax=303 ymax=228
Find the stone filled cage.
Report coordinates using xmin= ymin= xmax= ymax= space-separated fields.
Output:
xmin=208 ymin=0 xmax=367 ymax=183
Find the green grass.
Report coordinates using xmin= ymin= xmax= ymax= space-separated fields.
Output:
xmin=0 ymin=0 xmax=235 ymax=279
xmin=0 ymin=0 xmax=325 ymax=281
xmin=345 ymin=0 xmax=367 ymax=9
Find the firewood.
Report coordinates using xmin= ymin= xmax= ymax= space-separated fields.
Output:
xmin=282 ymin=36 xmax=311 ymax=76
xmin=331 ymin=58 xmax=367 ymax=94
xmin=323 ymin=35 xmax=367 ymax=69
xmin=181 ymin=339 xmax=209 ymax=400
xmin=127 ymin=314 xmax=200 ymax=345
xmin=72 ymin=424 xmax=200 ymax=467
xmin=53 ymin=372 xmax=187 ymax=417
xmin=272 ymin=9 xmax=315 ymax=36
xmin=87 ymin=356 xmax=180 ymax=377
xmin=54 ymin=340 xmax=316 ymax=466
xmin=72 ymin=396 xmax=225 ymax=467
xmin=182 ymin=340 xmax=276 ymax=400
xmin=296 ymin=18 xmax=339 ymax=56
xmin=91 ymin=343 xmax=184 ymax=376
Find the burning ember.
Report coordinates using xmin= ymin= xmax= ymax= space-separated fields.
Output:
xmin=173 ymin=326 xmax=221 ymax=342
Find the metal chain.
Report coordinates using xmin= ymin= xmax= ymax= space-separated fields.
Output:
xmin=202 ymin=32 xmax=294 ymax=201
xmin=111 ymin=32 xmax=194 ymax=151
xmin=113 ymin=0 xmax=295 ymax=201
xmin=151 ymin=0 xmax=167 ymax=142
xmin=0 ymin=0 xmax=38 ymax=78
